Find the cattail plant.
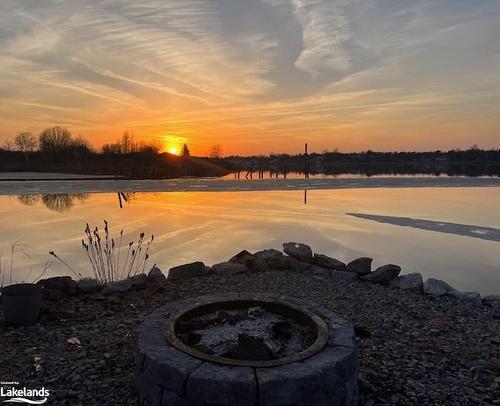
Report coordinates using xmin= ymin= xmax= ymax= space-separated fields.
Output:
xmin=51 ymin=221 xmax=154 ymax=284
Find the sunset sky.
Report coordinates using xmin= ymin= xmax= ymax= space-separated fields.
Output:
xmin=1 ymin=0 xmax=499 ymax=155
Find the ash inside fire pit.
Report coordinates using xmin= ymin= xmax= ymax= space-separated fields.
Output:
xmin=176 ymin=306 xmax=316 ymax=361
xmin=165 ymin=298 xmax=329 ymax=367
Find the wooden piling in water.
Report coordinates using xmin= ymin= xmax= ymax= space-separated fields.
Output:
xmin=304 ymin=143 xmax=310 ymax=179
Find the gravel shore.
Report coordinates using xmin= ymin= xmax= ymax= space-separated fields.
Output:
xmin=1 ymin=270 xmax=499 ymax=405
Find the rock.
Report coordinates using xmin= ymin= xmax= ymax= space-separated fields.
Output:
xmin=362 ymin=264 xmax=401 ymax=284
xmin=230 ymin=250 xmax=269 ymax=272
xmin=347 ymin=257 xmax=372 ymax=275
xmin=212 ymin=262 xmax=248 ymax=276
xmin=282 ymin=242 xmax=313 ymax=263
xmin=249 ymin=258 xmax=269 ymax=272
xmin=38 ymin=276 xmax=78 ymax=296
xmin=389 ymin=273 xmax=423 ymax=291
xmin=105 ymin=274 xmax=147 ymax=293
xmin=167 ymin=262 xmax=207 ymax=281
xmin=223 ymin=333 xmax=274 ymax=361
xmin=105 ymin=280 xmax=130 ymax=293
xmin=147 ymin=266 xmax=167 ymax=284
xmin=254 ymin=249 xmax=282 ymax=261
xmin=229 ymin=250 xmax=254 ymax=264
xmin=254 ymin=249 xmax=288 ymax=270
xmin=77 ymin=278 xmax=102 ymax=294
xmin=313 ymin=254 xmax=347 ymax=271
xmin=330 ymin=270 xmax=359 ymax=281
xmin=283 ymin=256 xmax=311 ymax=272
xmin=447 ymin=291 xmax=482 ymax=305
xmin=423 ymin=278 xmax=456 ymax=297
xmin=310 ymin=265 xmax=330 ymax=276
xmin=128 ymin=273 xmax=148 ymax=288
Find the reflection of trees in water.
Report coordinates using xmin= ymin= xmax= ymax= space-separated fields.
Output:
xmin=17 ymin=193 xmax=90 ymax=212
xmin=42 ymin=194 xmax=89 ymax=212
xmin=17 ymin=194 xmax=41 ymax=206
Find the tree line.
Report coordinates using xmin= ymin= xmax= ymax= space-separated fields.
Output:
xmin=2 ymin=128 xmax=229 ymax=160
xmin=0 ymin=127 xmax=231 ymax=178
xmin=221 ymin=146 xmax=500 ymax=177
xmin=2 ymin=127 xmax=168 ymax=159
xmin=2 ymin=127 xmax=498 ymax=177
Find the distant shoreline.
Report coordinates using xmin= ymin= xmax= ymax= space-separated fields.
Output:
xmin=0 ymin=172 xmax=121 ymax=181
xmin=1 ymin=175 xmax=500 ymax=196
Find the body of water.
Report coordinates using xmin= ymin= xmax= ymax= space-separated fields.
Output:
xmin=0 ymin=184 xmax=498 ymax=294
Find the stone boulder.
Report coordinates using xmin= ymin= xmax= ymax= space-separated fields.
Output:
xmin=168 ymin=262 xmax=207 ymax=281
xmin=212 ymin=262 xmax=248 ymax=276
xmin=105 ymin=273 xmax=147 ymax=293
xmin=147 ymin=266 xmax=167 ymax=284
xmin=230 ymin=250 xmax=268 ymax=272
xmin=224 ymin=333 xmax=274 ymax=361
xmin=423 ymin=278 xmax=456 ymax=297
xmin=389 ymin=273 xmax=423 ymax=291
xmin=254 ymin=249 xmax=288 ymax=270
xmin=249 ymin=258 xmax=269 ymax=272
xmin=310 ymin=265 xmax=330 ymax=277
xmin=313 ymin=254 xmax=347 ymax=271
xmin=282 ymin=242 xmax=313 ymax=264
xmin=77 ymin=278 xmax=102 ymax=294
xmin=447 ymin=291 xmax=482 ymax=306
xmin=104 ymin=273 xmax=147 ymax=293
xmin=104 ymin=281 xmax=129 ymax=293
xmin=283 ymin=256 xmax=312 ymax=272
xmin=38 ymin=276 xmax=78 ymax=296
xmin=230 ymin=250 xmax=254 ymax=264
xmin=346 ymin=257 xmax=372 ymax=275
xmin=362 ymin=264 xmax=401 ymax=284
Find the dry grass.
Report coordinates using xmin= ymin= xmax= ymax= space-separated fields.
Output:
xmin=0 ymin=242 xmax=50 ymax=287
xmin=50 ymin=220 xmax=154 ymax=284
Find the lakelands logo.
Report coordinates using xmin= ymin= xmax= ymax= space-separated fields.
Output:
xmin=0 ymin=382 xmax=49 ymax=404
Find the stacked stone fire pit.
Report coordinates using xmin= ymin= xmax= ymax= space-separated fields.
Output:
xmin=135 ymin=293 xmax=358 ymax=406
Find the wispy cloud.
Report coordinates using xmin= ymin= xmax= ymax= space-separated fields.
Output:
xmin=289 ymin=0 xmax=352 ymax=76
xmin=0 ymin=0 xmax=499 ymax=153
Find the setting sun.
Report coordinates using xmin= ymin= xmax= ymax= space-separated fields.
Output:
xmin=168 ymin=146 xmax=179 ymax=155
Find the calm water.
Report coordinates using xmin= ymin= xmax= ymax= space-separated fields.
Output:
xmin=0 ymin=188 xmax=499 ymax=294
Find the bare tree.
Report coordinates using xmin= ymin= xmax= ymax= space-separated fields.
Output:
xmin=15 ymin=132 xmax=37 ymax=154
xmin=138 ymin=140 xmax=161 ymax=155
xmin=208 ymin=144 xmax=223 ymax=158
xmin=2 ymin=139 xmax=14 ymax=151
xmin=121 ymin=130 xmax=136 ymax=154
xmin=102 ymin=143 xmax=121 ymax=154
xmin=182 ymin=143 xmax=190 ymax=157
xmin=39 ymin=126 xmax=72 ymax=154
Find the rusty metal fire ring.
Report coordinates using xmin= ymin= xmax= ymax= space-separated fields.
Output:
xmin=164 ymin=297 xmax=329 ymax=368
